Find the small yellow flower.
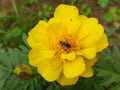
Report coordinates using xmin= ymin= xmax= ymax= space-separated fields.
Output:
xmin=27 ymin=4 xmax=108 ymax=86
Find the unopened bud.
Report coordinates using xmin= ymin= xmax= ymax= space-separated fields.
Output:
xmin=14 ymin=64 xmax=32 ymax=79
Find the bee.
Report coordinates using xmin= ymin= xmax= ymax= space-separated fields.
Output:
xmin=60 ymin=41 xmax=71 ymax=48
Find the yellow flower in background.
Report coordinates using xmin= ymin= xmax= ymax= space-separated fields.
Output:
xmin=27 ymin=4 xmax=108 ymax=86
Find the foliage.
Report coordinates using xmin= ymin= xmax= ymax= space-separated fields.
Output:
xmin=28 ymin=0 xmax=37 ymax=4
xmin=79 ymin=3 xmax=92 ymax=16
xmin=103 ymin=7 xmax=118 ymax=22
xmin=97 ymin=0 xmax=110 ymax=8
xmin=95 ymin=44 xmax=120 ymax=90
xmin=0 ymin=35 xmax=49 ymax=90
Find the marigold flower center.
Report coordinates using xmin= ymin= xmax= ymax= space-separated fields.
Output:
xmin=59 ymin=41 xmax=71 ymax=48
xmin=52 ymin=33 xmax=77 ymax=56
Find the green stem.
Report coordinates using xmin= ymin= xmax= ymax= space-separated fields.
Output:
xmin=39 ymin=0 xmax=45 ymax=18
xmin=11 ymin=0 xmax=20 ymax=19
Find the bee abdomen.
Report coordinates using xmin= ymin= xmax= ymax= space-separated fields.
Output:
xmin=60 ymin=41 xmax=71 ymax=48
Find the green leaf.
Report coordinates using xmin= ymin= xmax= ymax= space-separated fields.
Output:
xmin=85 ymin=8 xmax=92 ymax=16
xmin=0 ymin=45 xmax=40 ymax=90
xmin=95 ymin=66 xmax=120 ymax=86
xmin=46 ymin=84 xmax=55 ymax=90
xmin=11 ymin=27 xmax=22 ymax=37
xmin=28 ymin=0 xmax=37 ymax=4
xmin=106 ymin=27 xmax=117 ymax=36
xmin=112 ymin=45 xmax=120 ymax=73
xmin=97 ymin=0 xmax=109 ymax=8
xmin=60 ymin=0 xmax=66 ymax=3
xmin=113 ymin=21 xmax=120 ymax=29
xmin=79 ymin=3 xmax=92 ymax=16
xmin=3 ymin=75 xmax=17 ymax=89
xmin=0 ymin=29 xmax=6 ymax=34
xmin=70 ymin=0 xmax=77 ymax=5
xmin=0 ymin=52 xmax=12 ymax=69
xmin=22 ymin=33 xmax=30 ymax=47
xmin=110 ymin=84 xmax=120 ymax=90
xmin=8 ymin=48 xmax=20 ymax=66
xmin=81 ymin=3 xmax=87 ymax=10
xmin=103 ymin=7 xmax=118 ymax=22
xmin=94 ymin=46 xmax=120 ymax=89
xmin=0 ymin=80 xmax=5 ymax=89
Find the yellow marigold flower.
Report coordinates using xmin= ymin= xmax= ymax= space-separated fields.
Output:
xmin=27 ymin=4 xmax=109 ymax=86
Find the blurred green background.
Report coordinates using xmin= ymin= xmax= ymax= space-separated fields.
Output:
xmin=0 ymin=0 xmax=120 ymax=90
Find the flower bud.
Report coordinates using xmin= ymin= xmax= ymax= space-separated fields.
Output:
xmin=14 ymin=64 xmax=32 ymax=79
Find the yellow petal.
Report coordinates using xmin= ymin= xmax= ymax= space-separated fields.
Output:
xmin=28 ymin=47 xmax=55 ymax=67
xmin=93 ymin=24 xmax=104 ymax=41
xmin=60 ymin=51 xmax=76 ymax=61
xmin=38 ymin=58 xmax=62 ymax=82
xmin=48 ymin=19 xmax=80 ymax=36
xmin=81 ymin=58 xmax=97 ymax=77
xmin=27 ymin=37 xmax=51 ymax=50
xmin=81 ymin=35 xmax=95 ymax=48
xmin=81 ymin=65 xmax=93 ymax=78
xmin=65 ymin=15 xmax=88 ymax=36
xmin=54 ymin=4 xmax=79 ymax=21
xmin=57 ymin=73 xmax=79 ymax=86
xmin=48 ymin=18 xmax=60 ymax=24
xmin=47 ymin=23 xmax=64 ymax=38
xmin=79 ymin=15 xmax=88 ymax=24
xmin=81 ymin=47 xmax=96 ymax=59
xmin=96 ymin=33 xmax=109 ymax=52
xmin=79 ymin=18 xmax=104 ymax=42
xmin=63 ymin=56 xmax=85 ymax=78
xmin=27 ymin=20 xmax=49 ymax=48
xmin=64 ymin=19 xmax=81 ymax=35
xmin=53 ymin=4 xmax=80 ymax=34
xmin=75 ymin=51 xmax=82 ymax=55
xmin=29 ymin=49 xmax=62 ymax=82
xmin=79 ymin=18 xmax=98 ymax=36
